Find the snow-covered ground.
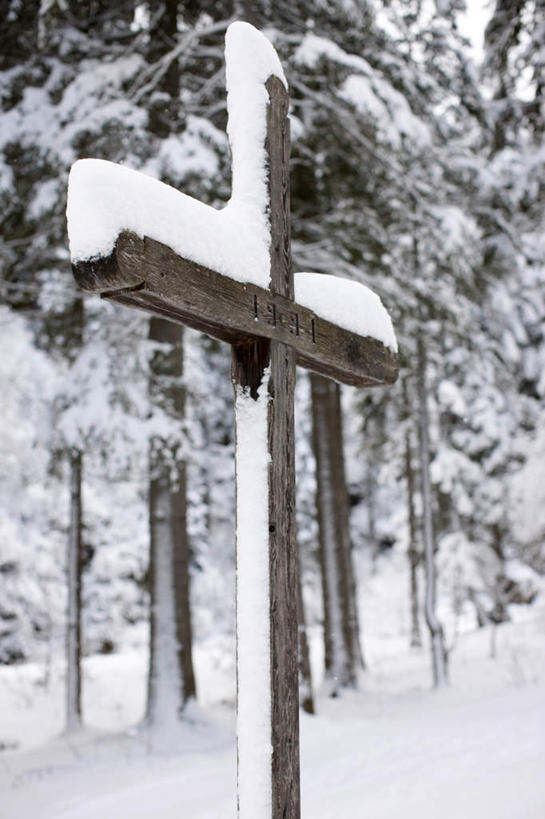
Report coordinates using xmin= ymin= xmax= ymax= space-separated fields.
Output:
xmin=2 ymin=573 xmax=544 ymax=819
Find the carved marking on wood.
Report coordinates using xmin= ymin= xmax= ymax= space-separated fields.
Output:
xmin=74 ymin=232 xmax=397 ymax=389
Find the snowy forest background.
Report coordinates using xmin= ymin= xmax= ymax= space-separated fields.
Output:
xmin=1 ymin=0 xmax=544 ymax=816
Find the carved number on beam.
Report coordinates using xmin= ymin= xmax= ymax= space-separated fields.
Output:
xmin=73 ymin=232 xmax=398 ymax=389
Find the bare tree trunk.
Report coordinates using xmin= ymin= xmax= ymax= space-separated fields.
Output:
xmin=297 ymin=554 xmax=314 ymax=714
xmin=66 ymin=447 xmax=83 ymax=732
xmin=312 ymin=373 xmax=346 ymax=693
xmin=311 ymin=373 xmax=363 ymax=694
xmin=405 ymin=429 xmax=422 ymax=648
xmin=403 ymin=377 xmax=422 ymax=648
xmin=65 ymin=296 xmax=85 ymax=734
xmin=147 ymin=469 xmax=182 ymax=724
xmin=330 ymin=383 xmax=365 ymax=675
xmin=172 ymin=460 xmax=196 ymax=701
xmin=489 ymin=522 xmax=510 ymax=624
xmin=146 ymin=318 xmax=195 ymax=727
xmin=144 ymin=2 xmax=195 ymax=722
xmin=416 ymin=335 xmax=448 ymax=687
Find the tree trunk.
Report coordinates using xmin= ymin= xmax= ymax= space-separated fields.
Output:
xmin=66 ymin=447 xmax=83 ymax=732
xmin=297 ymin=554 xmax=315 ymax=714
xmin=405 ymin=429 xmax=422 ymax=648
xmin=403 ymin=378 xmax=422 ymax=649
xmin=146 ymin=318 xmax=195 ymax=727
xmin=145 ymin=2 xmax=195 ymax=725
xmin=172 ymin=460 xmax=196 ymax=701
xmin=416 ymin=334 xmax=448 ymax=687
xmin=147 ymin=0 xmax=181 ymax=137
xmin=311 ymin=373 xmax=363 ymax=694
xmin=489 ymin=522 xmax=510 ymax=625
xmin=65 ymin=296 xmax=85 ymax=734
xmin=330 ymin=382 xmax=365 ymax=675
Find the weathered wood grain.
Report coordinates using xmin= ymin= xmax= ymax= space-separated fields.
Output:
xmin=72 ymin=231 xmax=398 ymax=388
xmin=231 ymin=74 xmax=300 ymax=819
xmin=265 ymin=76 xmax=300 ymax=819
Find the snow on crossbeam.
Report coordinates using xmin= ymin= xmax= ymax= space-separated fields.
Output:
xmin=67 ymin=19 xmax=397 ymax=389
xmin=70 ymin=230 xmax=398 ymax=388
xmin=295 ymin=271 xmax=397 ymax=353
xmin=67 ymin=21 xmax=287 ymax=290
xmin=67 ymin=158 xmax=271 ymax=288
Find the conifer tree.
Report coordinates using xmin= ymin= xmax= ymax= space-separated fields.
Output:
xmin=144 ymin=0 xmax=197 ymax=728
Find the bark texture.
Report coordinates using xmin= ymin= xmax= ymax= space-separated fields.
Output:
xmin=297 ymin=554 xmax=315 ymax=714
xmin=403 ymin=379 xmax=422 ymax=649
xmin=145 ymin=0 xmax=195 ymax=726
xmin=147 ymin=318 xmax=196 ymax=725
xmin=405 ymin=430 xmax=422 ymax=648
xmin=65 ymin=296 xmax=84 ymax=733
xmin=233 ymin=76 xmax=300 ymax=819
xmin=416 ymin=334 xmax=448 ymax=687
xmin=74 ymin=230 xmax=398 ymax=389
xmin=311 ymin=373 xmax=363 ymax=694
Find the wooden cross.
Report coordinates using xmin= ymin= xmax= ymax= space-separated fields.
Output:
xmin=68 ymin=22 xmax=397 ymax=819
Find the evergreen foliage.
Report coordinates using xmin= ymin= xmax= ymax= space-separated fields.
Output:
xmin=0 ymin=1 xmax=543 ymax=701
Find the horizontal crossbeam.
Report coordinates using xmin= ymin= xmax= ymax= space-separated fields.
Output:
xmin=72 ymin=231 xmax=398 ymax=388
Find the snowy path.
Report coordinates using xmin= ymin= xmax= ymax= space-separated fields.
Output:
xmin=2 ymin=610 xmax=544 ymax=818
xmin=2 ymin=683 xmax=543 ymax=819
xmin=301 ymin=686 xmax=544 ymax=819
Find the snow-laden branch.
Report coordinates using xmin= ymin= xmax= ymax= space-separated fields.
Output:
xmin=128 ymin=18 xmax=233 ymax=104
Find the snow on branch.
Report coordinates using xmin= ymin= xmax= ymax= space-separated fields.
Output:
xmin=295 ymin=32 xmax=431 ymax=150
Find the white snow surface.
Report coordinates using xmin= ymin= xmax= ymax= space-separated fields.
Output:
xmin=225 ymin=21 xmax=286 ymax=215
xmin=67 ymin=23 xmax=288 ymax=289
xmin=233 ymin=376 xmax=272 ymax=818
xmin=2 ymin=583 xmax=545 ymax=819
xmin=294 ymin=271 xmax=398 ymax=352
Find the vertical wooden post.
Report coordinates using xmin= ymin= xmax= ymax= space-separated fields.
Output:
xmin=266 ymin=74 xmax=299 ymax=819
xmin=232 ymin=76 xmax=300 ymax=818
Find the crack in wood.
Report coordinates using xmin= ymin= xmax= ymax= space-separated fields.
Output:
xmin=101 ymin=280 xmax=146 ymax=299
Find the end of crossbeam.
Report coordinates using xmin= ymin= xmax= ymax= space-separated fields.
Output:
xmin=71 ymin=232 xmax=146 ymax=295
